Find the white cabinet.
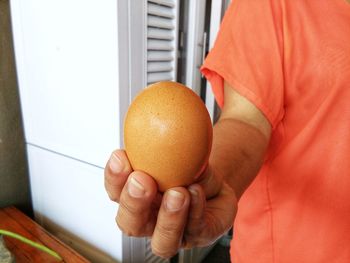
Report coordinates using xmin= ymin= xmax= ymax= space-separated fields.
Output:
xmin=11 ymin=0 xmax=120 ymax=168
xmin=27 ymin=145 xmax=122 ymax=262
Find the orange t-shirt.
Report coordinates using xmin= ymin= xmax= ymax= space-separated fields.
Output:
xmin=201 ymin=0 xmax=350 ymax=262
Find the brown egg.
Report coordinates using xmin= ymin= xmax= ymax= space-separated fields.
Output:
xmin=124 ymin=81 xmax=213 ymax=192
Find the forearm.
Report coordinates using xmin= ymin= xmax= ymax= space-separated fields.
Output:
xmin=210 ymin=117 xmax=270 ymax=200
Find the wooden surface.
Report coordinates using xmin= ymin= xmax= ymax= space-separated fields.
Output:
xmin=0 ymin=206 xmax=90 ymax=262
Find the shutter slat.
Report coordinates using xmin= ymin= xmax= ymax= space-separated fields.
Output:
xmin=147 ymin=61 xmax=173 ymax=72
xmin=147 ymin=28 xmax=174 ymax=40
xmin=148 ymin=3 xmax=174 ymax=18
xmin=148 ymin=0 xmax=175 ymax=8
xmin=147 ymin=72 xmax=173 ymax=84
xmin=148 ymin=39 xmax=173 ymax=51
xmin=147 ymin=51 xmax=173 ymax=61
xmin=148 ymin=15 xmax=174 ymax=30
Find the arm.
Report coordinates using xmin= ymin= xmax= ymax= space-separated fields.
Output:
xmin=209 ymin=81 xmax=271 ymax=199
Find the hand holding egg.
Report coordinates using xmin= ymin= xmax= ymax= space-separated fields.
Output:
xmin=104 ymin=82 xmax=236 ymax=259
xmin=124 ymin=81 xmax=213 ymax=191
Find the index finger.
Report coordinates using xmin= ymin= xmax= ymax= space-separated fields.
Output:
xmin=104 ymin=150 xmax=133 ymax=202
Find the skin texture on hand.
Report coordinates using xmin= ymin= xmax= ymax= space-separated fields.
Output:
xmin=105 ymin=150 xmax=237 ymax=258
xmin=104 ymin=81 xmax=271 ymax=258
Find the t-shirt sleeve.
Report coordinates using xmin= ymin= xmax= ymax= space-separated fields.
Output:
xmin=201 ymin=0 xmax=285 ymax=129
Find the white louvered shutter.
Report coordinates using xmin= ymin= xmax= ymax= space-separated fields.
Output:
xmin=146 ymin=0 xmax=180 ymax=85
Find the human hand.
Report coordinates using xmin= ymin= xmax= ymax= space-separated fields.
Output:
xmin=104 ymin=149 xmax=237 ymax=258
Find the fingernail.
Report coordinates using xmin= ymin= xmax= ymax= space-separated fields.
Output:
xmin=165 ymin=190 xmax=185 ymax=211
xmin=109 ymin=154 xmax=124 ymax=173
xmin=189 ymin=188 xmax=198 ymax=204
xmin=128 ymin=176 xmax=145 ymax=198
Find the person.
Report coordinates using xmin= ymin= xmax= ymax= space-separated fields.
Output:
xmin=104 ymin=0 xmax=350 ymax=262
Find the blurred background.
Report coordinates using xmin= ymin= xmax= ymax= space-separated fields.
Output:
xmin=0 ymin=0 xmax=31 ymax=215
xmin=0 ymin=0 xmax=231 ymax=262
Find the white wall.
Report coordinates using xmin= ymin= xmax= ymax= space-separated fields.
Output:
xmin=11 ymin=0 xmax=123 ymax=261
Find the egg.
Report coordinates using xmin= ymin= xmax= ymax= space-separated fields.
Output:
xmin=124 ymin=81 xmax=213 ymax=192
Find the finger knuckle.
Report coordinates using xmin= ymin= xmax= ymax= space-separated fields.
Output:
xmin=188 ymin=212 xmax=203 ymax=221
xmin=106 ymin=190 xmax=120 ymax=202
xmin=151 ymin=223 xmax=182 ymax=258
xmin=115 ymin=217 xmax=131 ymax=235
xmin=184 ymin=226 xmax=200 ymax=238
xmin=104 ymin=176 xmax=122 ymax=202
xmin=185 ymin=217 xmax=204 ymax=235
xmin=116 ymin=206 xmax=153 ymax=237
xmin=119 ymin=199 xmax=145 ymax=215
xmin=116 ymin=215 xmax=140 ymax=236
xmin=156 ymin=223 xmax=181 ymax=239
